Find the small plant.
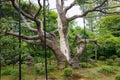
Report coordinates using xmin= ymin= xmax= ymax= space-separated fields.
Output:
xmin=106 ymin=59 xmax=113 ymax=65
xmin=99 ymin=56 xmax=105 ymax=60
xmin=80 ymin=62 xmax=87 ymax=68
xmin=34 ymin=63 xmax=45 ymax=75
xmin=115 ymin=74 xmax=120 ymax=80
xmin=34 ymin=63 xmax=55 ymax=75
xmin=99 ymin=66 xmax=115 ymax=74
xmin=80 ymin=62 xmax=93 ymax=68
xmin=92 ymin=63 xmax=99 ymax=67
xmin=110 ymin=55 xmax=118 ymax=60
xmin=64 ymin=68 xmax=73 ymax=77
xmin=1 ymin=67 xmax=19 ymax=76
xmin=1 ymin=69 xmax=12 ymax=76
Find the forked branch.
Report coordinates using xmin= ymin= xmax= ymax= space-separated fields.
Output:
xmin=10 ymin=0 xmax=34 ymax=20
xmin=64 ymin=0 xmax=76 ymax=13
xmin=34 ymin=0 xmax=42 ymax=19
xmin=67 ymin=0 xmax=107 ymax=21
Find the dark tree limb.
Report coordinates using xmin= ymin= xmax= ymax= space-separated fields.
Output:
xmin=10 ymin=0 xmax=34 ymax=20
xmin=34 ymin=0 xmax=42 ymax=19
xmin=64 ymin=0 xmax=76 ymax=14
xmin=67 ymin=0 xmax=107 ymax=21
xmin=6 ymin=30 xmax=39 ymax=40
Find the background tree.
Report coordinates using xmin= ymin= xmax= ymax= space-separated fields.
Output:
xmin=95 ymin=15 xmax=120 ymax=59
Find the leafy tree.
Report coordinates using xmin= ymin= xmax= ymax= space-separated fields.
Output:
xmin=1 ymin=0 xmax=120 ymax=69
xmin=95 ymin=15 xmax=120 ymax=58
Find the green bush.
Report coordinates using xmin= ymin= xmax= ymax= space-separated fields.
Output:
xmin=1 ymin=67 xmax=19 ymax=76
xmin=106 ymin=59 xmax=113 ymax=65
xmin=80 ymin=62 xmax=87 ymax=68
xmin=80 ymin=62 xmax=93 ymax=68
xmin=92 ymin=63 xmax=99 ymax=67
xmin=1 ymin=69 xmax=12 ymax=76
xmin=34 ymin=63 xmax=45 ymax=75
xmin=99 ymin=56 xmax=105 ymax=60
xmin=34 ymin=63 xmax=55 ymax=75
xmin=115 ymin=74 xmax=120 ymax=80
xmin=99 ymin=66 xmax=115 ymax=74
xmin=47 ymin=64 xmax=55 ymax=71
xmin=110 ymin=55 xmax=118 ymax=60
xmin=64 ymin=68 xmax=73 ymax=77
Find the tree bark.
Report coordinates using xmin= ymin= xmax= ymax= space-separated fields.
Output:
xmin=51 ymin=44 xmax=66 ymax=69
xmin=56 ymin=0 xmax=71 ymax=62
xmin=71 ymin=38 xmax=97 ymax=68
xmin=57 ymin=16 xmax=70 ymax=62
xmin=71 ymin=43 xmax=85 ymax=68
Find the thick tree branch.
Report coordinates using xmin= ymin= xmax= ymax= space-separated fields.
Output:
xmin=6 ymin=30 xmax=57 ymax=51
xmin=23 ymin=39 xmax=43 ymax=45
xmin=10 ymin=0 xmax=34 ymax=20
xmin=10 ymin=0 xmax=45 ymax=43
xmin=67 ymin=0 xmax=107 ymax=21
xmin=64 ymin=0 xmax=76 ymax=13
xmin=6 ymin=30 xmax=39 ymax=40
xmin=34 ymin=0 xmax=42 ymax=19
xmin=21 ymin=15 xmax=37 ymax=32
xmin=56 ymin=0 xmax=64 ymax=13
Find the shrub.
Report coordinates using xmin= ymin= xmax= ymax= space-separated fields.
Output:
xmin=64 ymin=68 xmax=73 ymax=77
xmin=1 ymin=69 xmax=12 ymax=76
xmin=34 ymin=63 xmax=55 ymax=75
xmin=99 ymin=56 xmax=105 ymax=60
xmin=34 ymin=63 xmax=45 ymax=75
xmin=110 ymin=55 xmax=118 ymax=60
xmin=99 ymin=66 xmax=115 ymax=74
xmin=106 ymin=59 xmax=113 ymax=65
xmin=1 ymin=67 xmax=19 ymax=76
xmin=80 ymin=62 xmax=93 ymax=68
xmin=47 ymin=64 xmax=55 ymax=71
xmin=92 ymin=63 xmax=99 ymax=67
xmin=115 ymin=74 xmax=120 ymax=80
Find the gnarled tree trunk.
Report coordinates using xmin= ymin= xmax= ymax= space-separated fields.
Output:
xmin=7 ymin=0 xmax=111 ymax=69
xmin=57 ymin=16 xmax=70 ymax=62
xmin=56 ymin=0 xmax=70 ymax=62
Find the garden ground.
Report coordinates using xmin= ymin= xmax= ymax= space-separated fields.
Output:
xmin=1 ymin=61 xmax=120 ymax=80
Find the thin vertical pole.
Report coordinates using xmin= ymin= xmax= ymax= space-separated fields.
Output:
xmin=18 ymin=0 xmax=21 ymax=80
xmin=43 ymin=0 xmax=48 ymax=80
xmin=0 ymin=0 xmax=1 ymax=17
xmin=83 ymin=4 xmax=87 ymax=66
xmin=0 ymin=0 xmax=2 ymax=80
